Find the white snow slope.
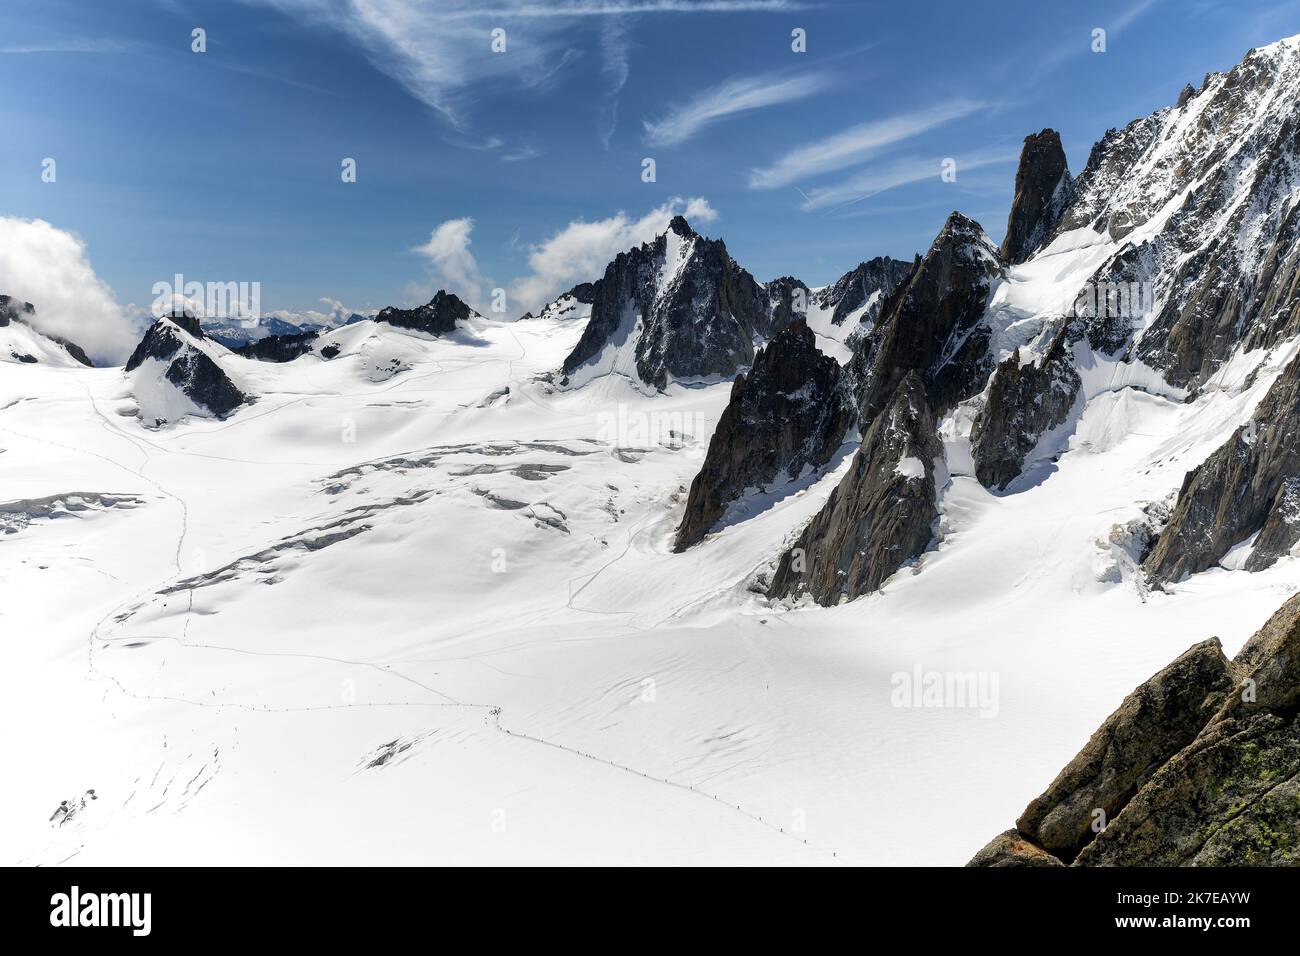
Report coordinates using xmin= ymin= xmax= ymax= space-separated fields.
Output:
xmin=3 ymin=289 xmax=1296 ymax=866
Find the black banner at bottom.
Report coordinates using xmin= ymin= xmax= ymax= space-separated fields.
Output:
xmin=3 ymin=866 xmax=1293 ymax=941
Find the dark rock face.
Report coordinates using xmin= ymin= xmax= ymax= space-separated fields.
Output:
xmin=1142 ymin=352 xmax=1300 ymax=584
xmin=768 ymin=372 xmax=942 ymax=605
xmin=1015 ymin=639 xmax=1234 ymax=861
xmin=376 ymin=290 xmax=478 ymax=336
xmin=562 ymin=216 xmax=770 ymax=390
xmin=0 ymin=294 xmax=93 ymax=366
xmin=815 ymin=257 xmax=914 ymax=326
xmin=674 ymin=320 xmax=852 ymax=551
xmin=999 ymin=129 xmax=1072 ymax=264
xmin=0 ymin=294 xmax=34 ymax=327
xmin=970 ymin=594 xmax=1300 ymax=867
xmin=236 ymin=331 xmax=319 ymax=363
xmin=762 ymin=276 xmax=811 ymax=338
xmin=125 ymin=316 xmax=247 ymax=419
xmin=970 ymin=325 xmax=1082 ymax=490
xmin=852 ymin=213 xmax=1005 ymax=423
xmin=520 ymin=282 xmax=597 ymax=321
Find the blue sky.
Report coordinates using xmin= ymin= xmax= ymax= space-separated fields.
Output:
xmin=3 ymin=0 xmax=1299 ymax=324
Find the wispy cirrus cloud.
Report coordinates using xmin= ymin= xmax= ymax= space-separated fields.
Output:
xmin=748 ymin=99 xmax=990 ymax=190
xmin=799 ymin=147 xmax=1019 ymax=213
xmin=245 ymin=0 xmax=803 ymax=137
xmin=597 ymin=18 xmax=632 ymax=148
xmin=643 ymin=70 xmax=832 ymax=146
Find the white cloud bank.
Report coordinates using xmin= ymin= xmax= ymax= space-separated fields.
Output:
xmin=413 ymin=218 xmax=486 ymax=308
xmin=0 ymin=217 xmax=144 ymax=365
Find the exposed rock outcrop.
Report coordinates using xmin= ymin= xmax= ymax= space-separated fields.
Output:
xmin=0 ymin=294 xmax=31 ymax=327
xmin=1056 ymin=38 xmax=1300 ymax=387
xmin=970 ymin=594 xmax=1300 ymax=867
xmin=999 ymin=129 xmax=1072 ymax=264
xmin=236 ymin=330 xmax=320 ymax=363
xmin=763 ymin=276 xmax=811 ymax=337
xmin=815 ymin=257 xmax=914 ymax=326
xmin=674 ymin=320 xmax=852 ymax=551
xmin=768 ymin=372 xmax=942 ymax=605
xmin=966 ymin=830 xmax=1065 ymax=867
xmin=851 ymin=213 xmax=1005 ymax=424
xmin=1014 ymin=639 xmax=1234 ymax=861
xmin=970 ymin=325 xmax=1082 ymax=490
xmin=0 ymin=294 xmax=93 ymax=366
xmin=561 ymin=216 xmax=771 ymax=390
xmin=125 ymin=314 xmax=247 ymax=421
xmin=1143 ymin=351 xmax=1300 ymax=584
xmin=520 ymin=282 xmax=596 ymax=322
xmin=376 ymin=290 xmax=479 ymax=336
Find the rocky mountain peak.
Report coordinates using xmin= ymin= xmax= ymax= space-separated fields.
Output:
xmin=852 ymin=213 xmax=1004 ymax=422
xmin=999 ymin=128 xmax=1072 ymax=264
xmin=816 ymin=256 xmax=914 ymax=326
xmin=674 ymin=318 xmax=852 ymax=550
xmin=376 ymin=290 xmax=479 ymax=336
xmin=125 ymin=315 xmax=247 ymax=423
xmin=666 ymin=214 xmax=695 ymax=238
xmin=560 ymin=218 xmax=770 ymax=390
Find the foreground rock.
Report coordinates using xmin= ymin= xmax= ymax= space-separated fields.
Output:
xmin=768 ymin=372 xmax=942 ymax=605
xmin=125 ymin=313 xmax=247 ymax=422
xmin=674 ymin=320 xmax=852 ymax=551
xmin=1143 ymin=351 xmax=1300 ymax=584
xmin=970 ymin=594 xmax=1300 ymax=866
xmin=970 ymin=324 xmax=1082 ymax=490
xmin=1014 ymin=639 xmax=1233 ymax=860
xmin=999 ymin=129 xmax=1072 ymax=265
xmin=966 ymin=829 xmax=1064 ymax=867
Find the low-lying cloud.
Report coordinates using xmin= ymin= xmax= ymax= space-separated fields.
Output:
xmin=0 ymin=217 xmax=144 ymax=365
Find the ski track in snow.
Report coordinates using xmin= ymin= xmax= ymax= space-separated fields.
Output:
xmin=4 ymin=318 xmax=843 ymax=864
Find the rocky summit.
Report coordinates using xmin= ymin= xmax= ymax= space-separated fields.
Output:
xmin=999 ymin=129 xmax=1072 ymax=265
xmin=125 ymin=314 xmax=247 ymax=421
xmin=376 ymin=289 xmax=480 ymax=336
xmin=674 ymin=319 xmax=852 ymax=551
xmin=562 ymin=216 xmax=772 ymax=390
xmin=768 ymin=371 xmax=943 ymax=605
